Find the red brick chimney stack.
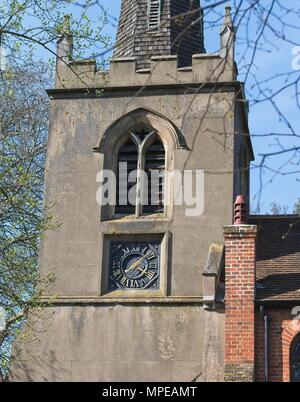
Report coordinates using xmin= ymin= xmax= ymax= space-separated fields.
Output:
xmin=224 ymin=196 xmax=257 ymax=382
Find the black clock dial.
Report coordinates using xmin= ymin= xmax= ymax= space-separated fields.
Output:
xmin=108 ymin=241 xmax=160 ymax=290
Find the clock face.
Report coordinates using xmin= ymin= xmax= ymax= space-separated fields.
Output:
xmin=108 ymin=240 xmax=160 ymax=290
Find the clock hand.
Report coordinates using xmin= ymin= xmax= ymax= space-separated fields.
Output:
xmin=125 ymin=253 xmax=151 ymax=273
xmin=134 ymin=266 xmax=148 ymax=275
xmin=125 ymin=256 xmax=147 ymax=273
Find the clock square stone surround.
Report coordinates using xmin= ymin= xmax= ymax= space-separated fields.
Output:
xmin=101 ymin=233 xmax=169 ymax=297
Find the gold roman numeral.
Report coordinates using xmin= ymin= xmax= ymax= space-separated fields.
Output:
xmin=145 ymin=271 xmax=155 ymax=280
xmin=147 ymin=251 xmax=156 ymax=260
xmin=113 ymin=269 xmax=122 ymax=278
xmin=120 ymin=276 xmax=130 ymax=287
xmin=149 ymin=262 xmax=157 ymax=270
xmin=129 ymin=280 xmax=139 ymax=288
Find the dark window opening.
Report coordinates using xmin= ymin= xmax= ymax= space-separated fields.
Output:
xmin=116 ymin=138 xmax=137 ymax=215
xmin=143 ymin=136 xmax=165 ymax=214
xmin=291 ymin=335 xmax=300 ymax=382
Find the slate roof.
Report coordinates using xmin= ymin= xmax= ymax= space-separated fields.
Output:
xmin=249 ymin=215 xmax=300 ymax=303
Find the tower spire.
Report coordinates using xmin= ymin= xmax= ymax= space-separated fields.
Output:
xmin=114 ymin=0 xmax=205 ymax=69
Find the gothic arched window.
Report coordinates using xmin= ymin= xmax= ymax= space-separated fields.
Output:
xmin=97 ymin=108 xmax=186 ymax=222
xmin=291 ymin=334 xmax=300 ymax=382
xmin=115 ymin=125 xmax=165 ymax=217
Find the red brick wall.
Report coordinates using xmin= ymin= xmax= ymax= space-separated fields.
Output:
xmin=224 ymin=225 xmax=257 ymax=382
xmin=255 ymin=308 xmax=300 ymax=382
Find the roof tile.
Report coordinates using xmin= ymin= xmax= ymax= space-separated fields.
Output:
xmin=249 ymin=216 xmax=300 ymax=302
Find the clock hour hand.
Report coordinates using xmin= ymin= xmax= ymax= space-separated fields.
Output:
xmin=134 ymin=265 xmax=147 ymax=275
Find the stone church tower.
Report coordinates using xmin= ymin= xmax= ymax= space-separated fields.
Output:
xmin=10 ymin=1 xmax=253 ymax=381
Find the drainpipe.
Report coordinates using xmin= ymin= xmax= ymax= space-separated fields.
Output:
xmin=260 ymin=305 xmax=270 ymax=382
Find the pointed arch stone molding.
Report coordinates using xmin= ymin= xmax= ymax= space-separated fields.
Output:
xmin=94 ymin=107 xmax=187 ymax=154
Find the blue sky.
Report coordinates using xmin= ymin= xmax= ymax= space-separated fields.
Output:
xmin=33 ymin=0 xmax=300 ymax=213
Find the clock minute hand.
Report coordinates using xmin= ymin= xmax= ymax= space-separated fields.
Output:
xmin=125 ymin=256 xmax=146 ymax=273
xmin=125 ymin=253 xmax=149 ymax=273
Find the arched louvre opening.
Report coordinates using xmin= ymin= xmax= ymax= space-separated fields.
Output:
xmin=291 ymin=335 xmax=300 ymax=382
xmin=115 ymin=138 xmax=138 ymax=215
xmin=143 ymin=136 xmax=165 ymax=214
xmin=148 ymin=0 xmax=161 ymax=31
